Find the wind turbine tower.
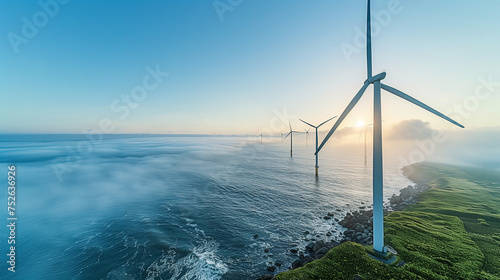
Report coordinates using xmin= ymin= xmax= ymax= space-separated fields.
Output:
xmin=316 ymin=0 xmax=464 ymax=253
xmin=300 ymin=116 xmax=337 ymax=176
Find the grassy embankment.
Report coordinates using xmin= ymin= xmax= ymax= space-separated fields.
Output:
xmin=275 ymin=162 xmax=500 ymax=280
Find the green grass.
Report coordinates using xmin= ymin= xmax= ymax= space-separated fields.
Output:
xmin=274 ymin=242 xmax=419 ymax=280
xmin=405 ymin=162 xmax=500 ymax=278
xmin=275 ymin=162 xmax=500 ymax=280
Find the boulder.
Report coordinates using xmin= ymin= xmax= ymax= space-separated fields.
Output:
xmin=292 ymin=260 xmax=302 ymax=269
xmin=301 ymin=256 xmax=315 ymax=266
xmin=316 ymin=247 xmax=329 ymax=255
xmin=354 ymin=224 xmax=364 ymax=232
xmin=313 ymin=240 xmax=325 ymax=253
xmin=265 ymin=266 xmax=275 ymax=272
xmin=305 ymin=242 xmax=315 ymax=253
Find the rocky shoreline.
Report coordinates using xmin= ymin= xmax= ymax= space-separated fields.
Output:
xmin=257 ymin=180 xmax=430 ymax=280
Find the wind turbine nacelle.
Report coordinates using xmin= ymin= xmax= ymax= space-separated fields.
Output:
xmin=366 ymin=72 xmax=387 ymax=84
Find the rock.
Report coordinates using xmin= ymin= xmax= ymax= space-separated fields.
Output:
xmin=275 ymin=262 xmax=282 ymax=267
xmin=345 ymin=237 xmax=352 ymax=241
xmin=313 ymin=240 xmax=325 ymax=253
xmin=316 ymin=247 xmax=329 ymax=255
xmin=305 ymin=242 xmax=315 ymax=253
xmin=363 ymin=229 xmax=369 ymax=234
xmin=354 ymin=224 xmax=364 ymax=232
xmin=301 ymin=256 xmax=314 ymax=266
xmin=326 ymin=232 xmax=332 ymax=236
xmin=264 ymin=248 xmax=269 ymax=253
xmin=327 ymin=212 xmax=334 ymax=216
xmin=265 ymin=266 xmax=276 ymax=272
xmin=334 ymin=218 xmax=339 ymax=222
xmin=330 ymin=241 xmax=340 ymax=247
xmin=304 ymin=230 xmax=310 ymax=235
xmin=290 ymin=249 xmax=298 ymax=254
xmin=359 ymin=206 xmax=366 ymax=209
xmin=253 ymin=234 xmax=259 ymax=239
xmin=336 ymin=209 xmax=342 ymax=211
xmin=362 ymin=233 xmax=368 ymax=239
xmin=257 ymin=275 xmax=273 ymax=280
xmin=292 ymin=260 xmax=302 ymax=269
xmin=323 ymin=216 xmax=331 ymax=220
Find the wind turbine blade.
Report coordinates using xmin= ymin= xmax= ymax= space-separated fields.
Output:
xmin=316 ymin=83 xmax=370 ymax=155
xmin=318 ymin=116 xmax=338 ymax=128
xmin=381 ymin=83 xmax=465 ymax=128
xmin=299 ymin=119 xmax=316 ymax=128
xmin=366 ymin=0 xmax=372 ymax=78
xmin=284 ymin=132 xmax=291 ymax=139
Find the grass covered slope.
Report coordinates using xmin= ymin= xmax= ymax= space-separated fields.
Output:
xmin=404 ymin=162 xmax=500 ymax=278
xmin=275 ymin=162 xmax=500 ymax=280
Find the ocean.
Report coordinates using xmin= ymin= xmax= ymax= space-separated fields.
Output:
xmin=0 ymin=135 xmax=412 ymax=279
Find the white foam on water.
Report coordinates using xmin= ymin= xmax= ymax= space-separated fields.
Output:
xmin=144 ymin=240 xmax=228 ymax=280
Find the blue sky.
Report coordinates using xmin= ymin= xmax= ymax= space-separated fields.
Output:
xmin=1 ymin=0 xmax=499 ymax=134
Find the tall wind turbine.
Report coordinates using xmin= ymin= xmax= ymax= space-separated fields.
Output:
xmin=284 ymin=121 xmax=301 ymax=157
xmin=316 ymin=0 xmax=464 ymax=253
xmin=300 ymin=116 xmax=337 ymax=176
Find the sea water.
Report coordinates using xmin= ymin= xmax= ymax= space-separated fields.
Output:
xmin=0 ymin=135 xmax=411 ymax=279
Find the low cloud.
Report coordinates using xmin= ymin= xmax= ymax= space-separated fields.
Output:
xmin=387 ymin=119 xmax=435 ymax=140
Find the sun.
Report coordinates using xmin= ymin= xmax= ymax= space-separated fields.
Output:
xmin=357 ymin=120 xmax=364 ymax=128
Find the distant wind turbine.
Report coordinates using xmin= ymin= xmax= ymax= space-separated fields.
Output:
xmin=257 ymin=131 xmax=263 ymax=144
xmin=284 ymin=121 xmax=301 ymax=157
xmin=316 ymin=0 xmax=464 ymax=254
xmin=357 ymin=122 xmax=376 ymax=165
xmin=299 ymin=116 xmax=337 ymax=176
xmin=304 ymin=128 xmax=311 ymax=146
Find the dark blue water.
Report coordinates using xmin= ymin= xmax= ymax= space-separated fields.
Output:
xmin=0 ymin=135 xmax=411 ymax=279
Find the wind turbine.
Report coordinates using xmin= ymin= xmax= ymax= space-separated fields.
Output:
xmin=284 ymin=121 xmax=301 ymax=157
xmin=300 ymin=116 xmax=337 ymax=176
xmin=357 ymin=121 xmax=374 ymax=165
xmin=257 ymin=131 xmax=263 ymax=144
xmin=316 ymin=0 xmax=464 ymax=253
xmin=363 ymin=123 xmax=372 ymax=165
xmin=304 ymin=128 xmax=311 ymax=146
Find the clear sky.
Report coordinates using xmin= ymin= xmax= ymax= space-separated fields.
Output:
xmin=1 ymin=0 xmax=499 ymax=134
